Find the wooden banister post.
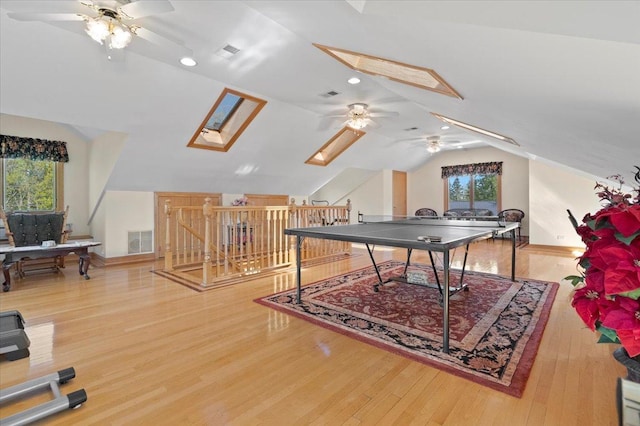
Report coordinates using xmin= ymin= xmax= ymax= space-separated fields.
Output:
xmin=347 ymin=199 xmax=352 ymax=223
xmin=164 ymin=200 xmax=173 ymax=271
xmin=202 ymin=197 xmax=213 ymax=286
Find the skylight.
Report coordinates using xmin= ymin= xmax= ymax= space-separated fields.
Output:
xmin=431 ymin=113 xmax=520 ymax=146
xmin=313 ymin=43 xmax=463 ymax=99
xmin=187 ymin=88 xmax=267 ymax=152
xmin=306 ymin=127 xmax=366 ymax=166
xmin=204 ymin=92 xmax=243 ymax=132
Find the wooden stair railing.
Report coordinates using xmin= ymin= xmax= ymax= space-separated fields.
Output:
xmin=163 ymin=198 xmax=352 ymax=287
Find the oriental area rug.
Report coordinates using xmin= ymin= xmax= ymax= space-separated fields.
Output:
xmin=255 ymin=261 xmax=558 ymax=398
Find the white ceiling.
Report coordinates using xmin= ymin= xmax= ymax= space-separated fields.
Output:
xmin=1 ymin=0 xmax=639 ymax=195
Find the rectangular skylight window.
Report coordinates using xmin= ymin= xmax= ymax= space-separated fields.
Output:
xmin=431 ymin=113 xmax=519 ymax=146
xmin=204 ymin=93 xmax=243 ymax=132
xmin=187 ymin=88 xmax=267 ymax=152
xmin=313 ymin=43 xmax=463 ymax=99
xmin=306 ymin=127 xmax=366 ymax=166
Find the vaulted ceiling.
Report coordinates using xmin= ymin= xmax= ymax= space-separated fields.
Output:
xmin=1 ymin=1 xmax=638 ymax=195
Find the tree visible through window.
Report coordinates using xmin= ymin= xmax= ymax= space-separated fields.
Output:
xmin=447 ymin=173 xmax=499 ymax=213
xmin=2 ymin=158 xmax=58 ymax=211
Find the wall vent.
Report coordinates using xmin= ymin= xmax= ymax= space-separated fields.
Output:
xmin=128 ymin=230 xmax=153 ymax=255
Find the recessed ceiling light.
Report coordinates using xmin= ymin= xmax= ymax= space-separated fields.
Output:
xmin=180 ymin=57 xmax=197 ymax=67
xmin=347 ymin=77 xmax=360 ymax=85
xmin=440 ymin=125 xmax=450 ymax=130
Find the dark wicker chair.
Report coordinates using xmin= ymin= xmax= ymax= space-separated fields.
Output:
xmin=0 ymin=207 xmax=70 ymax=277
xmin=414 ymin=208 xmax=438 ymax=217
xmin=497 ymin=208 xmax=525 ymax=240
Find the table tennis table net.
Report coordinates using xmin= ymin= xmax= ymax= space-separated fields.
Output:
xmin=358 ymin=215 xmax=508 ymax=229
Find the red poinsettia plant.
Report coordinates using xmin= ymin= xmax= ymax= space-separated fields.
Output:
xmin=566 ymin=166 xmax=640 ymax=357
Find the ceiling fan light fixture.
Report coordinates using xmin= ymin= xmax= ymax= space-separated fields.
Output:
xmin=427 ymin=143 xmax=441 ymax=153
xmin=84 ymin=10 xmax=134 ymax=50
xmin=347 ymin=103 xmax=369 ymax=130
xmin=85 ymin=16 xmax=110 ymax=44
xmin=109 ymin=24 xmax=133 ymax=49
xmin=426 ymin=136 xmax=441 ymax=153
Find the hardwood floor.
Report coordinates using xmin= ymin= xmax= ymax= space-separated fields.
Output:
xmin=0 ymin=239 xmax=623 ymax=425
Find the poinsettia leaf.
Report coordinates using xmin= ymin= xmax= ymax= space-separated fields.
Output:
xmin=615 ymin=231 xmax=640 ymax=245
xmin=586 ymin=218 xmax=598 ymax=230
xmin=564 ymin=275 xmax=584 ymax=286
xmin=597 ymin=325 xmax=621 ymax=344
xmin=618 ymin=288 xmax=640 ymax=300
xmin=578 ymin=258 xmax=591 ymax=270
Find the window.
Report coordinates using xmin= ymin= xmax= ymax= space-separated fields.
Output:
xmin=431 ymin=113 xmax=519 ymax=146
xmin=0 ymin=134 xmax=68 ymax=213
xmin=305 ymin=127 xmax=366 ymax=166
xmin=442 ymin=162 xmax=503 ymax=215
xmin=1 ymin=158 xmax=64 ymax=212
xmin=446 ymin=174 xmax=500 ymax=213
xmin=187 ymin=88 xmax=267 ymax=152
xmin=204 ymin=92 xmax=243 ymax=132
xmin=313 ymin=43 xmax=462 ymax=99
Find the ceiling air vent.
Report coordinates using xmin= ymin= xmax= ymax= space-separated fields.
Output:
xmin=223 ymin=44 xmax=240 ymax=55
xmin=320 ymin=90 xmax=340 ymax=98
xmin=216 ymin=44 xmax=241 ymax=59
xmin=404 ymin=127 xmax=419 ymax=131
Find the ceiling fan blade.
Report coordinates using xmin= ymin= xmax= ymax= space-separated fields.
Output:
xmin=369 ymin=111 xmax=399 ymax=118
xmin=365 ymin=119 xmax=380 ymax=129
xmin=118 ymin=0 xmax=174 ymax=20
xmin=7 ymin=12 xmax=85 ymax=22
xmin=134 ymin=27 xmax=191 ymax=55
xmin=393 ymin=137 xmax=426 ymax=144
xmin=448 ymin=140 xmax=483 ymax=147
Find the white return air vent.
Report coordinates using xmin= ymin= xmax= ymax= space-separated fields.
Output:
xmin=128 ymin=230 xmax=153 ymax=255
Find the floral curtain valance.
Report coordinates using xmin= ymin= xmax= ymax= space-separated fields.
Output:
xmin=441 ymin=161 xmax=502 ymax=178
xmin=1 ymin=134 xmax=69 ymax=163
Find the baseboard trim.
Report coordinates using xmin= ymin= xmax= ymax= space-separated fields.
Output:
xmin=91 ymin=253 xmax=156 ymax=267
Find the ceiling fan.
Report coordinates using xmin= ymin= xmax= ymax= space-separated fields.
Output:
xmin=395 ymin=136 xmax=482 ymax=153
xmin=323 ymin=103 xmax=399 ymax=130
xmin=7 ymin=1 xmax=184 ymax=56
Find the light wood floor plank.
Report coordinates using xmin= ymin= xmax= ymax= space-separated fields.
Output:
xmin=0 ymin=242 xmax=624 ymax=425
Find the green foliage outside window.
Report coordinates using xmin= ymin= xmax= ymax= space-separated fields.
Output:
xmin=448 ymin=174 xmax=498 ymax=210
xmin=2 ymin=158 xmax=55 ymax=211
xmin=449 ymin=177 xmax=469 ymax=201
xmin=474 ymin=174 xmax=497 ymax=201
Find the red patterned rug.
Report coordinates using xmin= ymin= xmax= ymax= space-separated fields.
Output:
xmin=255 ymin=261 xmax=558 ymax=397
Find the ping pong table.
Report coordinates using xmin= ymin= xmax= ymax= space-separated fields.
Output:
xmin=284 ymin=216 xmax=520 ymax=353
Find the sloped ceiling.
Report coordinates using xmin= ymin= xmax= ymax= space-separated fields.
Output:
xmin=1 ymin=0 xmax=639 ymax=195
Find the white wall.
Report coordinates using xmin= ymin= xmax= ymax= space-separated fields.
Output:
xmin=529 ymin=161 xmax=602 ymax=247
xmin=88 ymin=131 xmax=126 ymax=216
xmin=333 ymin=171 xmax=386 ymax=222
xmin=104 ymin=191 xmax=155 ymax=257
xmin=310 ymin=168 xmax=377 ymax=205
xmin=0 ymin=113 xmax=90 ymax=236
xmin=408 ymin=147 xmax=530 ymax=234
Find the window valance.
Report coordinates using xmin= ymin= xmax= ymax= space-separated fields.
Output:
xmin=441 ymin=161 xmax=502 ymax=178
xmin=1 ymin=134 xmax=69 ymax=163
